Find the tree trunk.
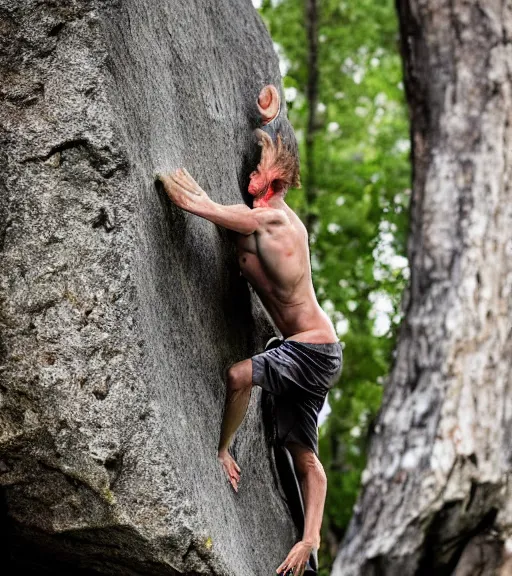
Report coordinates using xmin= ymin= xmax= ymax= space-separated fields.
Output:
xmin=0 ymin=1 xmax=295 ymax=574
xmin=333 ymin=0 xmax=512 ymax=574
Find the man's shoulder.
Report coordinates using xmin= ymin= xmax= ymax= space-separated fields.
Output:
xmin=252 ymin=206 xmax=291 ymax=226
xmin=284 ymin=206 xmax=308 ymax=237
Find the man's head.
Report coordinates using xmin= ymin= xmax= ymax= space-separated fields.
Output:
xmin=249 ymin=85 xmax=300 ymax=207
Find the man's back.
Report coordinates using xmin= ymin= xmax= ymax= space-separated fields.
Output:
xmin=234 ymin=200 xmax=337 ymax=343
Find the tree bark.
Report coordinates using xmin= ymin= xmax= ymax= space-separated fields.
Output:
xmin=333 ymin=0 xmax=512 ymax=574
xmin=0 ymin=1 xmax=295 ymax=574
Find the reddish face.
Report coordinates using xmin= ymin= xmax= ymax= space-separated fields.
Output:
xmin=249 ymin=160 xmax=286 ymax=206
xmin=248 ymin=171 xmax=264 ymax=196
xmin=249 ymin=170 xmax=276 ymax=207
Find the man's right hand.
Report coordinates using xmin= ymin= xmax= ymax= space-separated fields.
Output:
xmin=276 ymin=540 xmax=316 ymax=576
xmin=156 ymin=168 xmax=213 ymax=213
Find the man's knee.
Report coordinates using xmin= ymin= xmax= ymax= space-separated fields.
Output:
xmin=226 ymin=360 xmax=253 ymax=392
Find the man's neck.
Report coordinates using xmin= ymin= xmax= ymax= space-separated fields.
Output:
xmin=267 ymin=194 xmax=287 ymax=209
xmin=253 ymin=192 xmax=287 ymax=209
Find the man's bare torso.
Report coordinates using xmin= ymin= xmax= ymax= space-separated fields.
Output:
xmin=234 ymin=202 xmax=337 ymax=344
xmin=155 ymin=167 xmax=336 ymax=344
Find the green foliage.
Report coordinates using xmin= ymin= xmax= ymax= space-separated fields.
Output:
xmin=259 ymin=0 xmax=410 ymax=571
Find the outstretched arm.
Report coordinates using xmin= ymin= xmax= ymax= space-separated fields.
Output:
xmin=156 ymin=169 xmax=289 ymax=235
xmin=156 ymin=169 xmax=255 ymax=235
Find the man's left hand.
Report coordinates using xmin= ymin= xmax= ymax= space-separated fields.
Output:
xmin=276 ymin=540 xmax=315 ymax=576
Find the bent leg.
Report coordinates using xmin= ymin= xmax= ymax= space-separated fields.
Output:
xmin=217 ymin=358 xmax=253 ymax=492
xmin=277 ymin=442 xmax=326 ymax=575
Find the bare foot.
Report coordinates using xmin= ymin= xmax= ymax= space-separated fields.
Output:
xmin=218 ymin=450 xmax=241 ymax=492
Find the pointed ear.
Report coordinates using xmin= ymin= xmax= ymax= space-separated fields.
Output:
xmin=254 ymin=129 xmax=278 ymax=172
xmin=257 ymin=85 xmax=280 ymax=125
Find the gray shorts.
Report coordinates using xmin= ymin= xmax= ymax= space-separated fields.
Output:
xmin=252 ymin=339 xmax=342 ymax=455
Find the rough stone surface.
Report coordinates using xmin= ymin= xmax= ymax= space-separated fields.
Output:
xmin=333 ymin=1 xmax=512 ymax=575
xmin=0 ymin=1 xmax=296 ymax=574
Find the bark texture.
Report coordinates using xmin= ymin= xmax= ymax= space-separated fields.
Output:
xmin=333 ymin=0 xmax=512 ymax=574
xmin=0 ymin=1 xmax=295 ymax=574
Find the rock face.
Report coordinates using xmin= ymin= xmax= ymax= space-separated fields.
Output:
xmin=0 ymin=1 xmax=295 ymax=574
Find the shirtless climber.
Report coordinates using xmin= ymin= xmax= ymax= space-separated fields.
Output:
xmin=157 ymin=85 xmax=342 ymax=576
